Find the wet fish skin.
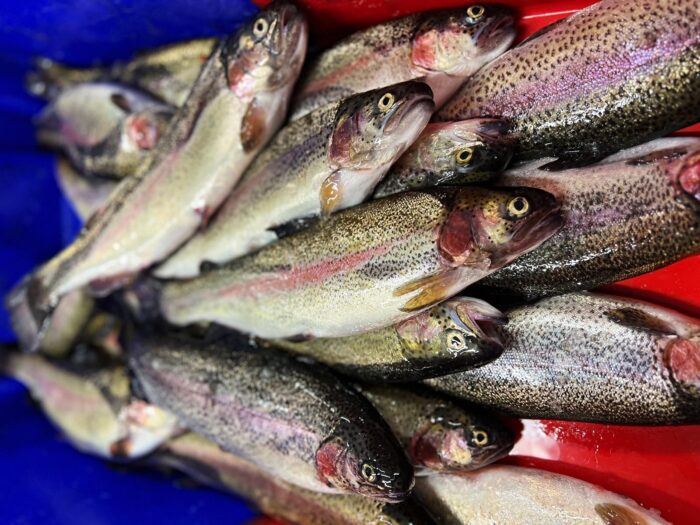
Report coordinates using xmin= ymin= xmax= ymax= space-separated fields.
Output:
xmin=55 ymin=158 xmax=118 ymax=221
xmin=414 ymin=465 xmax=670 ymax=525
xmin=374 ymin=118 xmax=514 ymax=198
xmin=129 ymin=330 xmax=414 ymax=500
xmin=291 ymin=5 xmax=516 ymax=120
xmin=426 ymin=292 xmax=700 ymax=425
xmin=359 ymin=385 xmax=514 ymax=473
xmin=437 ymin=0 xmax=700 ymax=166
xmin=1 ymin=351 xmax=178 ymax=459
xmin=264 ymin=297 xmax=505 ymax=383
xmin=27 ymin=38 xmax=217 ymax=107
xmin=27 ymin=2 xmax=308 ymax=310
xmin=155 ymin=433 xmax=436 ymax=525
xmin=155 ymin=80 xmax=434 ymax=278
xmin=159 ymin=186 xmax=562 ymax=339
xmin=479 ymin=138 xmax=700 ymax=301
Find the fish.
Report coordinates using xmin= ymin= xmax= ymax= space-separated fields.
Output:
xmin=290 ymin=4 xmax=516 ymax=120
xmin=157 ymin=186 xmax=562 ymax=339
xmin=128 ymin=329 xmax=414 ymax=501
xmin=154 ymin=432 xmax=437 ymax=525
xmin=27 ymin=37 xmax=217 ymax=107
xmin=426 ymin=292 xmax=700 ymax=425
xmin=436 ymin=0 xmax=700 ymax=167
xmin=35 ymin=82 xmax=175 ymax=179
xmin=155 ymin=80 xmax=435 ymax=278
xmin=414 ymin=465 xmax=670 ymax=525
xmin=55 ymin=158 xmax=118 ymax=221
xmin=478 ymin=138 xmax=700 ymax=301
xmin=358 ymin=385 xmax=514 ymax=473
xmin=24 ymin=2 xmax=308 ymax=312
xmin=373 ymin=118 xmax=514 ymax=198
xmin=263 ymin=297 xmax=505 ymax=382
xmin=0 ymin=351 xmax=179 ymax=460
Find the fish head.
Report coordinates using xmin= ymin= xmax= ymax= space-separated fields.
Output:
xmin=409 ymin=404 xmax=514 ymax=472
xmin=224 ymin=1 xmax=308 ymax=98
xmin=676 ymin=149 xmax=700 ymax=205
xmin=316 ymin=420 xmax=414 ymax=502
xmin=438 ymin=186 xmax=563 ymax=269
xmin=395 ymin=297 xmax=504 ymax=370
xmin=664 ymin=334 xmax=700 ymax=401
xmin=412 ymin=4 xmax=516 ymax=76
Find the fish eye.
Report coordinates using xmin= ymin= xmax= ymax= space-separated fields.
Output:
xmin=467 ymin=5 xmax=486 ymax=22
xmin=446 ymin=329 xmax=468 ymax=352
xmin=455 ymin=146 xmax=474 ymax=165
xmin=253 ymin=18 xmax=269 ymax=38
xmin=471 ymin=429 xmax=489 ymax=446
xmin=378 ymin=92 xmax=395 ymax=112
xmin=361 ymin=463 xmax=377 ymax=482
xmin=507 ymin=196 xmax=530 ymax=218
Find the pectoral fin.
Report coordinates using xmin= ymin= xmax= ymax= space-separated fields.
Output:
xmin=320 ymin=172 xmax=343 ymax=216
xmin=594 ymin=503 xmax=649 ymax=525
xmin=395 ymin=270 xmax=461 ymax=312
xmin=240 ymin=98 xmax=266 ymax=153
xmin=604 ymin=307 xmax=677 ymax=335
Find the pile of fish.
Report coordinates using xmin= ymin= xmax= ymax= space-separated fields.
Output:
xmin=3 ymin=0 xmax=700 ymax=523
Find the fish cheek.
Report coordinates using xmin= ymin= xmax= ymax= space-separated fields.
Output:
xmin=240 ymin=98 xmax=266 ymax=153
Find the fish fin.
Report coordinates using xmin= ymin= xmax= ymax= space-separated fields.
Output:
xmin=269 ymin=215 xmax=319 ymax=240
xmin=395 ymin=270 xmax=461 ymax=313
xmin=515 ymin=18 xmax=567 ymax=48
xmin=88 ymin=272 xmax=136 ymax=297
xmin=240 ymin=98 xmax=266 ymax=153
xmin=285 ymin=333 xmax=313 ymax=343
xmin=594 ymin=503 xmax=649 ymax=525
xmin=110 ymin=93 xmax=133 ymax=113
xmin=539 ymin=152 xmax=601 ymax=171
xmin=604 ymin=307 xmax=677 ymax=335
xmin=320 ymin=172 xmax=343 ymax=216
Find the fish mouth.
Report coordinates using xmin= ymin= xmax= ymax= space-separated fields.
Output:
xmin=384 ymin=91 xmax=435 ymax=135
xmin=512 ymin=205 xmax=563 ymax=247
xmin=469 ymin=441 xmax=515 ymax=470
xmin=476 ymin=9 xmax=516 ymax=48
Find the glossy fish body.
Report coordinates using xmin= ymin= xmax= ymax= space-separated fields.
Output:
xmin=414 ymin=465 xmax=670 ymax=525
xmin=265 ymin=297 xmax=505 ymax=382
xmin=28 ymin=38 xmax=217 ymax=107
xmin=373 ymin=118 xmax=514 ymax=198
xmin=129 ymin=331 xmax=413 ymax=500
xmin=29 ymin=2 xmax=308 ymax=309
xmin=290 ymin=5 xmax=516 ymax=120
xmin=55 ymin=159 xmax=118 ymax=221
xmin=1 ymin=352 xmax=178 ymax=460
xmin=426 ymin=292 xmax=700 ymax=424
xmin=156 ymin=433 xmax=436 ymax=525
xmin=359 ymin=385 xmax=513 ymax=473
xmin=437 ymin=0 xmax=700 ymax=166
xmin=480 ymin=138 xmax=700 ymax=301
xmin=36 ymin=82 xmax=174 ymax=179
xmin=156 ymin=81 xmax=434 ymax=278
xmin=159 ymin=186 xmax=562 ymax=339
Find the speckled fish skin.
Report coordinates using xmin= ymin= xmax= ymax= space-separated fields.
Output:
xmin=374 ymin=118 xmax=514 ymax=198
xmin=155 ymin=433 xmax=436 ymax=525
xmin=426 ymin=292 xmax=700 ymax=425
xmin=358 ymin=385 xmax=513 ymax=473
xmin=290 ymin=5 xmax=516 ymax=120
xmin=129 ymin=330 xmax=414 ymax=500
xmin=27 ymin=38 xmax=217 ymax=107
xmin=1 ymin=352 xmax=178 ymax=460
xmin=436 ymin=0 xmax=700 ymax=166
xmin=55 ymin=159 xmax=118 ymax=221
xmin=35 ymin=82 xmax=174 ymax=179
xmin=155 ymin=80 xmax=434 ymax=278
xmin=159 ymin=186 xmax=562 ymax=339
xmin=28 ymin=2 xmax=308 ymax=310
xmin=479 ymin=138 xmax=700 ymax=301
xmin=414 ymin=465 xmax=670 ymax=525
xmin=264 ymin=297 xmax=505 ymax=383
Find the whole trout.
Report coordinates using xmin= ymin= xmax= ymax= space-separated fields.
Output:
xmin=156 ymin=81 xmax=434 ymax=278
xmin=426 ymin=292 xmax=700 ymax=425
xmin=437 ymin=0 xmax=700 ymax=167
xmin=129 ymin=330 xmax=413 ymax=501
xmin=290 ymin=5 xmax=515 ymax=120
xmin=158 ymin=187 xmax=562 ymax=339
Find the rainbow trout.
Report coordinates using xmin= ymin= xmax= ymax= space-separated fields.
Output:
xmin=35 ymin=82 xmax=174 ymax=179
xmin=358 ymin=385 xmax=513 ymax=473
xmin=27 ymin=37 xmax=217 ymax=107
xmin=436 ymin=0 xmax=700 ymax=167
xmin=129 ymin=330 xmax=413 ymax=501
xmin=156 ymin=81 xmax=434 ymax=278
xmin=373 ymin=118 xmax=514 ymax=198
xmin=264 ymin=297 xmax=505 ymax=382
xmin=479 ymin=138 xmax=700 ymax=300
xmin=415 ymin=465 xmax=670 ymax=525
xmin=290 ymin=5 xmax=516 ymax=120
xmin=158 ymin=187 xmax=562 ymax=339
xmin=426 ymin=292 xmax=700 ymax=425
xmin=26 ymin=2 xmax=308 ymax=311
